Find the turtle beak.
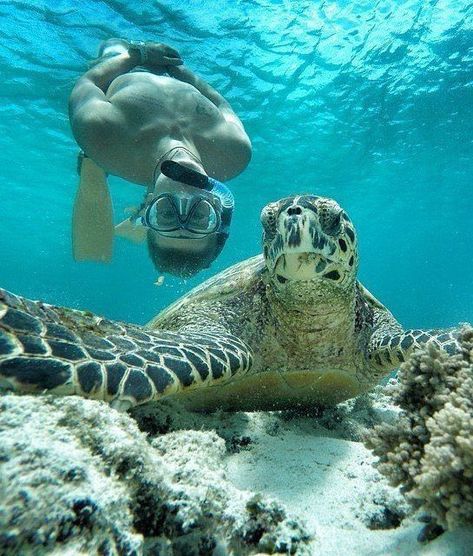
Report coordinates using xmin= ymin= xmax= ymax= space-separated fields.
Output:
xmin=275 ymin=203 xmax=332 ymax=259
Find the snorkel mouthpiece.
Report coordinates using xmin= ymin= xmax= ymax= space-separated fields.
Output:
xmin=161 ymin=160 xmax=234 ymax=209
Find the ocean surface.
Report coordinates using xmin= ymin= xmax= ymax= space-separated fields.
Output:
xmin=0 ymin=0 xmax=471 ymax=330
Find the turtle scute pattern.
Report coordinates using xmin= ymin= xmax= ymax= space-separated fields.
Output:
xmin=0 ymin=288 xmax=252 ymax=409
xmin=363 ymin=288 xmax=461 ymax=373
xmin=368 ymin=325 xmax=461 ymax=369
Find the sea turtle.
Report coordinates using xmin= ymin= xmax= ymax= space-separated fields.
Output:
xmin=0 ymin=195 xmax=461 ymax=411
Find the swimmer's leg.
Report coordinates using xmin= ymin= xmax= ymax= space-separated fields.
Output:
xmin=72 ymin=39 xmax=133 ymax=261
xmin=72 ymin=153 xmax=114 ymax=263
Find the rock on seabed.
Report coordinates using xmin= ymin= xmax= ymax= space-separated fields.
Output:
xmin=0 ymin=395 xmax=311 ymax=556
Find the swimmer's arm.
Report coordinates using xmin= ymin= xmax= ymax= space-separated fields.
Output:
xmin=70 ymin=43 xmax=183 ymax=139
xmin=70 ymin=52 xmax=140 ymax=115
xmin=165 ymin=65 xmax=246 ymax=131
xmin=69 ymin=52 xmax=140 ymax=152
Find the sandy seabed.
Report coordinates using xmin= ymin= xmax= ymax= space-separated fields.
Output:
xmin=1 ymin=387 xmax=472 ymax=555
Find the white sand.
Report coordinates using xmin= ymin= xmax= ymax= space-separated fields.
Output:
xmin=225 ymin=416 xmax=473 ymax=555
xmin=2 ymin=389 xmax=473 ymax=554
xmin=171 ymin=392 xmax=473 ymax=556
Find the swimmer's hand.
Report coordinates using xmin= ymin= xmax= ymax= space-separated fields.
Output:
xmin=142 ymin=42 xmax=183 ymax=67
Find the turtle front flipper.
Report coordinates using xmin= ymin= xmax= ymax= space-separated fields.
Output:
xmin=368 ymin=328 xmax=461 ymax=373
xmin=0 ymin=288 xmax=252 ymax=410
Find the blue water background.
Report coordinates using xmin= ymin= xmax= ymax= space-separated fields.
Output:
xmin=0 ymin=0 xmax=471 ymax=329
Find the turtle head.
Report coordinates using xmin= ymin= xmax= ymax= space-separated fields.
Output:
xmin=261 ymin=195 xmax=358 ymax=300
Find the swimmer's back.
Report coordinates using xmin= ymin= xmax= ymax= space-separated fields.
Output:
xmin=106 ymin=73 xmax=224 ymax=132
xmin=78 ymin=72 xmax=246 ymax=185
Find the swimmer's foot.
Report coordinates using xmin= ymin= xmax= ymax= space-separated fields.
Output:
xmin=88 ymin=38 xmax=129 ymax=67
xmin=114 ymin=217 xmax=147 ymax=244
xmin=97 ymin=38 xmax=129 ymax=58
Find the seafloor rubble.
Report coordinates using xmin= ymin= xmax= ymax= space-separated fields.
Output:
xmin=0 ymin=395 xmax=311 ymax=556
xmin=366 ymin=325 xmax=473 ymax=532
xmin=5 ymin=331 xmax=473 ymax=555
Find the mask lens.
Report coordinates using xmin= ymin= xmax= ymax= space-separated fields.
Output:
xmin=147 ymin=197 xmax=180 ymax=231
xmin=187 ymin=200 xmax=218 ymax=233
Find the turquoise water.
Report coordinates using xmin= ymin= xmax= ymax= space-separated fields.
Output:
xmin=0 ymin=0 xmax=471 ymax=330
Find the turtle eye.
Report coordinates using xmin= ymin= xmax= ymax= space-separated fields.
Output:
xmin=261 ymin=206 xmax=277 ymax=234
xmin=320 ymin=209 xmax=342 ymax=236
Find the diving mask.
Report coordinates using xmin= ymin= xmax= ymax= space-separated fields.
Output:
xmin=142 ymin=161 xmax=234 ymax=237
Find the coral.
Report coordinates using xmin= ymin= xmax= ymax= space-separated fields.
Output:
xmin=365 ymin=325 xmax=473 ymax=530
xmin=0 ymin=395 xmax=311 ymax=555
xmin=358 ymin=474 xmax=411 ymax=530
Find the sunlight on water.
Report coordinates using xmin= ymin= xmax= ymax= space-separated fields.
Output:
xmin=0 ymin=0 xmax=471 ymax=328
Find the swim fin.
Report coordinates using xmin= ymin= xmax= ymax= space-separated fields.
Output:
xmin=114 ymin=217 xmax=147 ymax=244
xmin=72 ymin=155 xmax=114 ymax=263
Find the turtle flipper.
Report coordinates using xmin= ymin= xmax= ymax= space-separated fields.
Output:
xmin=0 ymin=288 xmax=252 ymax=409
xmin=368 ymin=328 xmax=461 ymax=373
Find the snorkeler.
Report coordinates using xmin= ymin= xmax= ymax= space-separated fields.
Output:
xmin=69 ymin=38 xmax=251 ymax=276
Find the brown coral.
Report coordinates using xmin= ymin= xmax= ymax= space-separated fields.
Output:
xmin=365 ymin=325 xmax=473 ymax=530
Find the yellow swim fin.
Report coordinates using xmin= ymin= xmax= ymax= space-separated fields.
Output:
xmin=114 ymin=217 xmax=147 ymax=244
xmin=72 ymin=155 xmax=114 ymax=263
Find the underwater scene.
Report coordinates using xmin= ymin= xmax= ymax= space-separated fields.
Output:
xmin=0 ymin=1 xmax=473 ymax=555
